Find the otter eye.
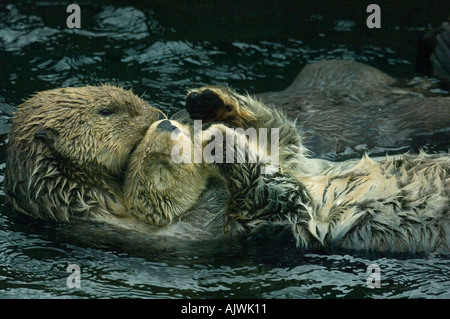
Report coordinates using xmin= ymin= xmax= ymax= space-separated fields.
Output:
xmin=98 ymin=109 xmax=114 ymax=117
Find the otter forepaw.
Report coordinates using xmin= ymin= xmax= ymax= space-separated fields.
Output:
xmin=185 ymin=87 xmax=238 ymax=122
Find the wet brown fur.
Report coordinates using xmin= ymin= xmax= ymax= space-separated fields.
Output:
xmin=123 ymin=121 xmax=221 ymax=225
xmin=257 ymin=60 xmax=450 ymax=157
xmin=160 ymin=81 xmax=449 ymax=253
xmin=5 ymin=60 xmax=450 ymax=253
xmin=5 ymin=85 xmax=165 ymax=228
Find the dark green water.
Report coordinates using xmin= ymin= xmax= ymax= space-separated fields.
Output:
xmin=0 ymin=0 xmax=449 ymax=299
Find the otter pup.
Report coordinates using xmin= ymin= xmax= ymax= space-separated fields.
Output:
xmin=123 ymin=119 xmax=229 ymax=240
xmin=4 ymin=85 xmax=166 ymax=230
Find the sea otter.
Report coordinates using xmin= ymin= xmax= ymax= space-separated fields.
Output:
xmin=128 ymin=86 xmax=449 ymax=253
xmin=4 ymin=61 xmax=449 ymax=252
xmin=4 ymin=85 xmax=167 ymax=230
xmin=255 ymin=59 xmax=450 ymax=158
xmin=123 ymin=118 xmax=229 ymax=240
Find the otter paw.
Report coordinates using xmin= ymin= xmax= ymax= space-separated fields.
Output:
xmin=185 ymin=88 xmax=238 ymax=122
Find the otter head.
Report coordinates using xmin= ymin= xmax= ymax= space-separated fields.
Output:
xmin=124 ymin=119 xmax=220 ymax=226
xmin=5 ymin=85 xmax=164 ymax=221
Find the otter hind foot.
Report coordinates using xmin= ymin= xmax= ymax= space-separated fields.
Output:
xmin=185 ymin=87 xmax=238 ymax=122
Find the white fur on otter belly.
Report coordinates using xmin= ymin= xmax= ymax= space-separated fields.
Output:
xmin=209 ymin=123 xmax=449 ymax=253
xmin=293 ymin=152 xmax=449 ymax=252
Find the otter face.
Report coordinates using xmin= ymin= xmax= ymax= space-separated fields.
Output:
xmin=124 ymin=119 xmax=216 ymax=225
xmin=15 ymin=85 xmax=165 ymax=176
xmin=130 ymin=119 xmax=199 ymax=188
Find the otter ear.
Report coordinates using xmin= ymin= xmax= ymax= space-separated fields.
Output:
xmin=34 ymin=128 xmax=59 ymax=146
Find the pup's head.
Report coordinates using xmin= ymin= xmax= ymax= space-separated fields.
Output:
xmin=124 ymin=119 xmax=219 ymax=225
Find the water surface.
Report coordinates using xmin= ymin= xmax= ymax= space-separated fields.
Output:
xmin=0 ymin=0 xmax=449 ymax=299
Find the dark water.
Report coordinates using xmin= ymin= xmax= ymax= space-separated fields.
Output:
xmin=0 ymin=0 xmax=449 ymax=299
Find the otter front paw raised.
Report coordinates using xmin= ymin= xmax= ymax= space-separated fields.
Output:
xmin=186 ymin=86 xmax=239 ymax=122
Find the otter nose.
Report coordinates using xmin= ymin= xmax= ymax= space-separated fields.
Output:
xmin=156 ymin=120 xmax=178 ymax=132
